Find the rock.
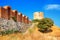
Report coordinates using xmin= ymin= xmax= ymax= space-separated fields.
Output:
xmin=0 ymin=18 xmax=31 ymax=33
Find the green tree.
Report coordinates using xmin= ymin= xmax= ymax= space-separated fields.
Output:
xmin=37 ymin=18 xmax=54 ymax=33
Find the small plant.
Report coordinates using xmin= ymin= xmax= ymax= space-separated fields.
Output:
xmin=12 ymin=16 xmax=17 ymax=22
xmin=29 ymin=29 xmax=33 ymax=33
xmin=0 ymin=31 xmax=5 ymax=36
xmin=32 ymin=19 xmax=40 ymax=23
xmin=5 ymin=30 xmax=11 ymax=34
xmin=14 ymin=30 xmax=19 ymax=33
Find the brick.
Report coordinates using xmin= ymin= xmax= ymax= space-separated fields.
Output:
xmin=22 ymin=15 xmax=26 ymax=23
xmin=17 ymin=14 xmax=20 ymax=22
xmin=10 ymin=10 xmax=16 ymax=20
xmin=0 ymin=7 xmax=8 ymax=19
xmin=0 ymin=7 xmax=3 ymax=18
xmin=25 ymin=16 xmax=29 ymax=24
xmin=12 ymin=10 xmax=18 ymax=22
xmin=3 ymin=6 xmax=11 ymax=20
xmin=0 ymin=6 xmax=30 ymax=24
xmin=12 ymin=10 xmax=16 ymax=17
xmin=19 ymin=13 xmax=22 ymax=22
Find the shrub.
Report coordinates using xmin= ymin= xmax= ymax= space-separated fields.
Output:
xmin=5 ymin=30 xmax=12 ymax=34
xmin=29 ymin=29 xmax=33 ymax=33
xmin=0 ymin=31 xmax=6 ymax=36
xmin=14 ymin=30 xmax=19 ymax=33
xmin=12 ymin=16 xmax=17 ymax=22
xmin=32 ymin=19 xmax=40 ymax=23
xmin=0 ymin=29 xmax=19 ymax=35
xmin=37 ymin=18 xmax=54 ymax=33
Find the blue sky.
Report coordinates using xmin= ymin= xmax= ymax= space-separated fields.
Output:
xmin=0 ymin=0 xmax=60 ymax=27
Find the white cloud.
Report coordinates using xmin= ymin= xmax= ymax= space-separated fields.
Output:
xmin=45 ymin=4 xmax=60 ymax=10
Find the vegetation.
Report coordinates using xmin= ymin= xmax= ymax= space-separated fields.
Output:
xmin=32 ymin=18 xmax=54 ymax=33
xmin=32 ymin=19 xmax=40 ymax=23
xmin=0 ymin=31 xmax=6 ymax=36
xmin=0 ymin=29 xmax=19 ymax=36
xmin=12 ymin=16 xmax=17 ymax=22
xmin=29 ymin=28 xmax=33 ymax=33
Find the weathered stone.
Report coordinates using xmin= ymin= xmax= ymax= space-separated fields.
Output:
xmin=0 ymin=18 xmax=31 ymax=33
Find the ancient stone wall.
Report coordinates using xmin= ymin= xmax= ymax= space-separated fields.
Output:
xmin=19 ymin=13 xmax=22 ymax=22
xmin=3 ymin=6 xmax=11 ymax=20
xmin=0 ymin=6 xmax=31 ymax=24
xmin=0 ymin=7 xmax=3 ymax=18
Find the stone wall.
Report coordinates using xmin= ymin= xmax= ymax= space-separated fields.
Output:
xmin=0 ymin=6 xmax=31 ymax=24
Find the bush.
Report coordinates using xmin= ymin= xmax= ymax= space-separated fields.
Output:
xmin=37 ymin=18 xmax=54 ymax=33
xmin=12 ymin=16 xmax=17 ymax=22
xmin=32 ymin=19 xmax=40 ymax=23
xmin=14 ymin=30 xmax=19 ymax=33
xmin=29 ymin=29 xmax=33 ymax=33
xmin=4 ymin=29 xmax=13 ymax=35
xmin=0 ymin=31 xmax=6 ymax=36
xmin=0 ymin=29 xmax=19 ymax=36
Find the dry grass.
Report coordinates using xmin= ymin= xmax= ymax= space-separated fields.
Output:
xmin=0 ymin=26 xmax=60 ymax=40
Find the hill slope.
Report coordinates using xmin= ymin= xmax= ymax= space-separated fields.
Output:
xmin=0 ymin=25 xmax=60 ymax=40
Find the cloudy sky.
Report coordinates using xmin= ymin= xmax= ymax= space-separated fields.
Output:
xmin=0 ymin=0 xmax=60 ymax=27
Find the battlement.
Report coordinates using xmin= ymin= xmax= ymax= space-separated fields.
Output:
xmin=0 ymin=6 xmax=30 ymax=24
